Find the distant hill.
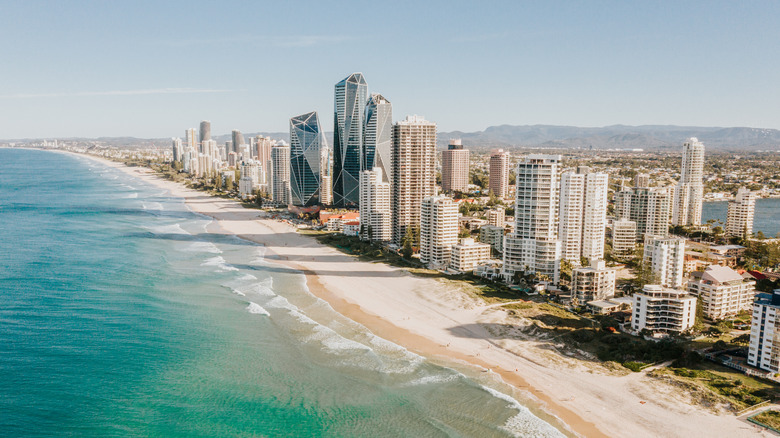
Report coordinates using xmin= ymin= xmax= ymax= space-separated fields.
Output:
xmin=5 ymin=125 xmax=780 ymax=152
xmin=437 ymin=125 xmax=780 ymax=151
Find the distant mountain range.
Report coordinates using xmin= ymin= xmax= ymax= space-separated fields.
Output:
xmin=4 ymin=125 xmax=780 ymax=152
xmin=437 ymin=125 xmax=780 ymax=151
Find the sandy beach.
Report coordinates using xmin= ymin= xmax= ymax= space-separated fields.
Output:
xmin=77 ymin=153 xmax=772 ymax=437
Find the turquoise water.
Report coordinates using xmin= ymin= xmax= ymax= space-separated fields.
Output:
xmin=702 ymin=198 xmax=780 ymax=238
xmin=0 ymin=149 xmax=562 ymax=437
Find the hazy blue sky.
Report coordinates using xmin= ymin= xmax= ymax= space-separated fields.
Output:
xmin=1 ymin=0 xmax=778 ymax=138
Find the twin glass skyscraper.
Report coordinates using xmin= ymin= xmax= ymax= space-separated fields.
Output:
xmin=289 ymin=112 xmax=325 ymax=207
xmin=333 ymin=73 xmax=392 ymax=207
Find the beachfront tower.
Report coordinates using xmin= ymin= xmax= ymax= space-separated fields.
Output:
xmin=271 ymin=144 xmax=290 ymax=205
xmin=420 ymin=196 xmax=459 ymax=269
xmin=363 ymin=93 xmax=393 ymax=184
xmin=559 ymin=168 xmax=608 ymax=264
xmin=333 ymin=72 xmax=368 ymax=207
xmin=391 ymin=115 xmax=437 ymax=245
xmin=672 ymin=138 xmax=705 ymax=227
xmin=503 ymin=155 xmax=562 ymax=284
xmin=359 ymin=167 xmax=392 ymax=243
xmin=289 ymin=112 xmax=324 ymax=207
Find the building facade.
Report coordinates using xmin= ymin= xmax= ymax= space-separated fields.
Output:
xmin=359 ymin=167 xmax=392 ymax=243
xmin=559 ymin=168 xmax=608 ymax=263
xmin=333 ymin=72 xmax=368 ymax=206
xmin=503 ymin=155 xmax=562 ymax=284
xmin=748 ymin=290 xmax=780 ymax=373
xmin=726 ymin=187 xmax=756 ymax=238
xmin=363 ymin=93 xmax=392 ymax=184
xmin=672 ymin=137 xmax=705 ymax=226
xmin=441 ymin=139 xmax=470 ymax=193
xmin=488 ymin=149 xmax=510 ymax=198
xmin=271 ymin=145 xmax=290 ymax=205
xmin=611 ymin=218 xmax=637 ymax=256
xmin=687 ymin=265 xmax=756 ymax=320
xmin=631 ymin=285 xmax=696 ymax=334
xmin=391 ymin=115 xmax=437 ymax=245
xmin=450 ymin=238 xmax=492 ymax=273
xmin=289 ymin=112 xmax=324 ymax=206
xmin=643 ymin=235 xmax=686 ymax=288
xmin=419 ymin=196 xmax=459 ymax=269
xmin=572 ymin=259 xmax=616 ymax=304
xmin=615 ymin=186 xmax=672 ymax=240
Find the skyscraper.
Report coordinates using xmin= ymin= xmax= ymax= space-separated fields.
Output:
xmin=171 ymin=137 xmax=183 ymax=163
xmin=255 ymin=135 xmax=273 ymax=184
xmin=289 ymin=112 xmax=324 ymax=207
xmin=441 ymin=139 xmax=470 ymax=193
xmin=231 ymin=130 xmax=245 ymax=155
xmin=271 ymin=145 xmax=290 ymax=205
xmin=333 ymin=72 xmax=368 ymax=206
xmin=199 ymin=120 xmax=211 ymax=144
xmin=643 ymin=234 xmax=686 ymax=288
xmin=363 ymin=93 xmax=392 ymax=184
xmin=185 ymin=128 xmax=198 ymax=152
xmin=489 ymin=149 xmax=510 ymax=198
xmin=420 ymin=196 xmax=459 ymax=269
xmin=672 ymin=138 xmax=705 ymax=226
xmin=726 ymin=187 xmax=756 ymax=238
xmin=615 ymin=186 xmax=672 ymax=240
xmin=503 ymin=155 xmax=562 ymax=284
xmin=391 ymin=115 xmax=437 ymax=245
xmin=359 ymin=167 xmax=391 ymax=243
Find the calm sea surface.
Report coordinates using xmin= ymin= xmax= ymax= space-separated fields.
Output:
xmin=0 ymin=148 xmax=562 ymax=437
xmin=702 ymin=198 xmax=780 ymax=238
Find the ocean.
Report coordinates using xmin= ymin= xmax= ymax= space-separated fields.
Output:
xmin=0 ymin=148 xmax=563 ymax=437
xmin=702 ymin=198 xmax=780 ymax=238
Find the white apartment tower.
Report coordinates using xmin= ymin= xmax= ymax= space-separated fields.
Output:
xmin=488 ymin=149 xmax=510 ymax=199
xmin=672 ymin=138 xmax=705 ymax=227
xmin=503 ymin=155 xmax=562 ymax=284
xmin=631 ymin=285 xmax=696 ymax=334
xmin=171 ymin=137 xmax=183 ymax=163
xmin=611 ymin=218 xmax=637 ymax=256
xmin=572 ymin=258 xmax=617 ymax=304
xmin=726 ymin=188 xmax=757 ymax=238
xmin=687 ymin=265 xmax=756 ymax=321
xmin=419 ymin=196 xmax=459 ymax=269
xmin=441 ymin=139 xmax=470 ymax=193
xmin=185 ymin=128 xmax=198 ymax=152
xmin=271 ymin=145 xmax=291 ymax=205
xmin=643 ymin=235 xmax=686 ymax=288
xmin=615 ymin=186 xmax=672 ymax=240
xmin=359 ymin=167 xmax=392 ymax=243
xmin=391 ymin=115 xmax=437 ymax=245
xmin=559 ymin=167 xmax=608 ymax=263
xmin=748 ymin=290 xmax=780 ymax=373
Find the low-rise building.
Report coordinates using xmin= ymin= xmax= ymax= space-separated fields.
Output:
xmin=342 ymin=221 xmax=360 ymax=237
xmin=571 ymin=258 xmax=617 ymax=304
xmin=587 ymin=296 xmax=633 ymax=315
xmin=631 ymin=285 xmax=696 ymax=334
xmin=450 ymin=238 xmax=492 ymax=273
xmin=748 ymin=290 xmax=780 ymax=373
xmin=687 ymin=265 xmax=756 ymax=320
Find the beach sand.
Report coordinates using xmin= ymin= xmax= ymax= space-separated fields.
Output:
xmin=78 ymin=153 xmax=770 ymax=437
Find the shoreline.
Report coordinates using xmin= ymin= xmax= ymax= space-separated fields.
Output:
xmin=59 ymin=150 xmax=768 ymax=437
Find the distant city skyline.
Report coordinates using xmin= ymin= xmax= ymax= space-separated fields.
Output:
xmin=1 ymin=1 xmax=779 ymax=138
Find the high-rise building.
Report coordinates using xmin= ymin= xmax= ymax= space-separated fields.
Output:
xmin=558 ymin=167 xmax=609 ymax=263
xmin=231 ymin=130 xmax=245 ymax=154
xmin=289 ymin=112 xmax=324 ymax=207
xmin=672 ymin=138 xmax=705 ymax=227
xmin=391 ymin=115 xmax=437 ymax=245
xmin=488 ymin=149 xmax=510 ymax=198
xmin=631 ymin=285 xmax=696 ymax=334
xmin=748 ymin=289 xmax=780 ymax=373
xmin=271 ymin=145 xmax=290 ymax=205
xmin=615 ymin=186 xmax=672 ymax=240
xmin=333 ymin=72 xmax=368 ymax=206
xmin=185 ymin=128 xmax=198 ymax=152
xmin=634 ymin=173 xmax=650 ymax=188
xmin=420 ymin=196 xmax=459 ymax=269
xmin=171 ymin=137 xmax=183 ymax=163
xmin=199 ymin=120 xmax=211 ymax=144
xmin=359 ymin=167 xmax=392 ymax=243
xmin=255 ymin=136 xmax=273 ymax=185
xmin=643 ymin=234 xmax=686 ymax=288
xmin=363 ymin=93 xmax=392 ymax=184
xmin=503 ymin=155 xmax=562 ymax=284
xmin=726 ymin=188 xmax=757 ymax=238
xmin=688 ymin=265 xmax=755 ymax=320
xmin=441 ymin=139 xmax=470 ymax=193
xmin=486 ymin=208 xmax=505 ymax=228
xmin=611 ymin=219 xmax=637 ymax=256
xmin=572 ymin=259 xmax=617 ymax=304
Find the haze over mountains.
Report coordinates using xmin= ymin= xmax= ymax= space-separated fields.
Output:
xmin=5 ymin=125 xmax=780 ymax=152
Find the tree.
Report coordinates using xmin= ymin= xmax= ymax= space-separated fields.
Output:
xmin=401 ymin=228 xmax=414 ymax=258
xmin=559 ymin=259 xmax=574 ymax=283
xmin=458 ymin=225 xmax=470 ymax=239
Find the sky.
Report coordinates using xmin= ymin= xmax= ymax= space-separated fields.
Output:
xmin=1 ymin=0 xmax=779 ymax=139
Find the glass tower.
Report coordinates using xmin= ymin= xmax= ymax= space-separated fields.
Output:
xmin=363 ymin=93 xmax=393 ymax=184
xmin=289 ymin=112 xmax=324 ymax=207
xmin=333 ymin=72 xmax=368 ymax=207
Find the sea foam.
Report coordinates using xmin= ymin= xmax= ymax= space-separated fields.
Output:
xmin=246 ymin=302 xmax=270 ymax=316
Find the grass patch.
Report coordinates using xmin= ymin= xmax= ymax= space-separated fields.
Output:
xmin=670 ymin=364 xmax=778 ymax=409
xmin=751 ymin=410 xmax=780 ymax=431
